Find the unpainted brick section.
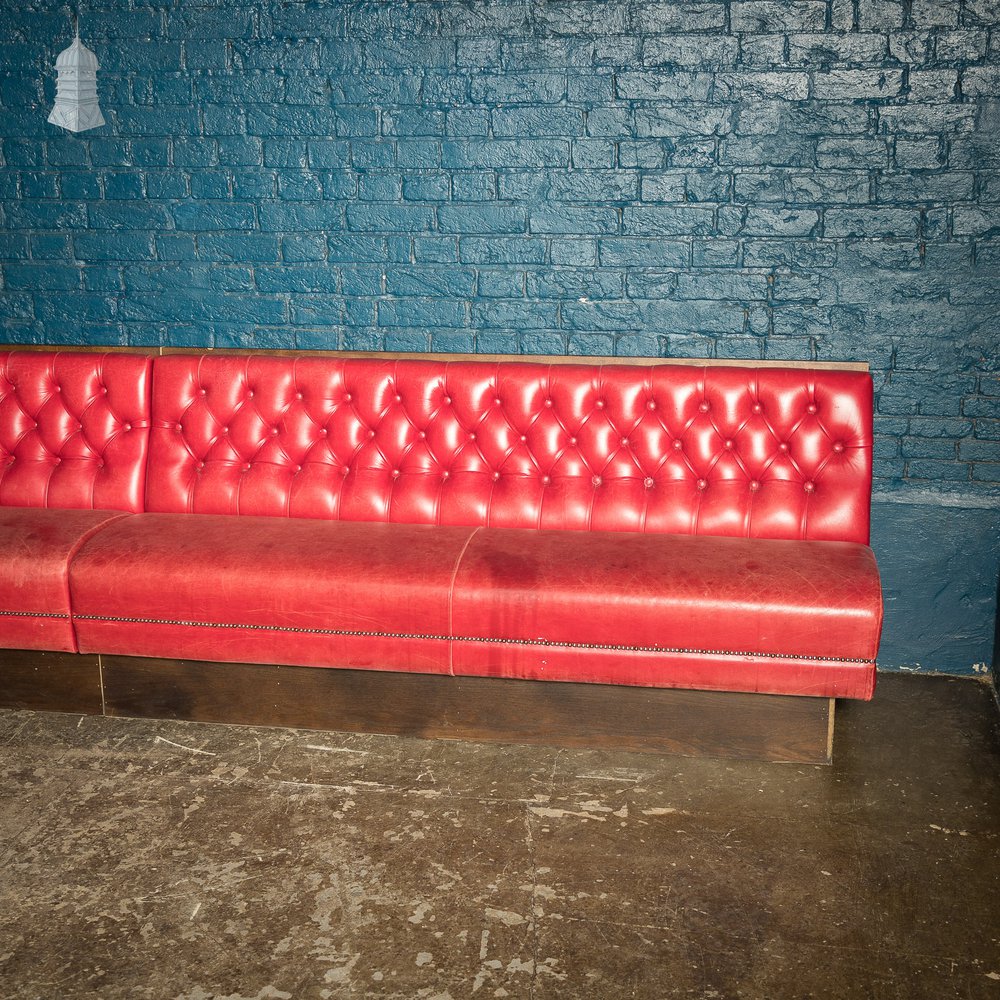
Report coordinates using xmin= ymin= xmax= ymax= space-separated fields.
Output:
xmin=0 ymin=0 xmax=997 ymax=505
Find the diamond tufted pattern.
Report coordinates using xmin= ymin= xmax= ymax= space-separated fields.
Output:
xmin=147 ymin=356 xmax=873 ymax=544
xmin=0 ymin=351 xmax=152 ymax=512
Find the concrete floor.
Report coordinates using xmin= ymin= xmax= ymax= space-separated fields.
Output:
xmin=0 ymin=674 xmax=998 ymax=1000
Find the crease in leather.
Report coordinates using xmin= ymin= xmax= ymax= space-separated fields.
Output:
xmin=64 ymin=511 xmax=134 ymax=652
xmin=447 ymin=525 xmax=481 ymax=678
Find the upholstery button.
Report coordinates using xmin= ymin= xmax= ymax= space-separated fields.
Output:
xmin=247 ymin=390 xmax=254 ymax=399
xmin=752 ymin=402 xmax=763 ymax=414
xmin=643 ymin=477 xmax=654 ymax=489
xmin=444 ymin=396 xmax=452 ymax=404
xmin=53 ymin=457 xmax=61 ymax=465
xmin=199 ymin=388 xmax=207 ymax=396
xmin=696 ymin=478 xmax=707 ymax=490
xmin=698 ymin=401 xmax=710 ymax=413
xmin=366 ymin=429 xmax=374 ymax=439
xmin=222 ymin=426 xmax=229 ymax=434
xmin=647 ymin=400 xmax=656 ymax=411
xmin=296 ymin=392 xmax=303 ymax=400
xmin=807 ymin=403 xmax=818 ymax=414
xmin=596 ymin=399 xmax=606 ymax=409
xmin=569 ymin=436 xmax=577 ymax=445
xmin=621 ymin=437 xmax=629 ymax=446
xmin=520 ymin=434 xmax=527 ymax=443
xmin=342 ymin=466 xmax=350 ymax=475
xmin=345 ymin=393 xmax=352 ymax=402
xmin=779 ymin=442 xmax=789 ymax=452
xmin=100 ymin=386 xmax=108 ymax=395
xmin=418 ymin=430 xmax=426 ymax=439
xmin=749 ymin=480 xmax=760 ymax=492
xmin=176 ymin=424 xmax=183 ymax=432
xmin=271 ymin=427 xmax=279 ymax=435
xmin=592 ymin=475 xmax=602 ymax=487
xmin=545 ymin=398 xmax=553 ymax=408
xmin=672 ymin=440 xmax=683 ymax=451
xmin=197 ymin=461 xmax=205 ymax=470
xmin=442 ymin=471 xmax=450 ymax=479
xmin=53 ymin=385 xmax=61 ymax=393
xmin=242 ymin=464 xmax=251 ymax=473
xmin=804 ymin=480 xmax=816 ymax=493
xmin=492 ymin=471 xmax=500 ymax=481
xmin=494 ymin=397 xmax=501 ymax=406
xmin=833 ymin=441 xmax=845 ymax=453
xmin=542 ymin=475 xmax=551 ymax=485
xmin=123 ymin=423 xmax=131 ymax=432
xmin=395 ymin=394 xmax=402 ymax=402
xmin=293 ymin=465 xmax=301 ymax=473
xmin=391 ymin=469 xmax=400 ymax=478
xmin=469 ymin=432 xmax=476 ymax=441
xmin=724 ymin=439 xmax=733 ymax=449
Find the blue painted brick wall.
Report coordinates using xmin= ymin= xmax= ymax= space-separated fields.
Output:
xmin=1 ymin=0 xmax=998 ymax=673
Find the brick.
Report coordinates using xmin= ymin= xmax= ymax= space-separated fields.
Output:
xmin=477 ymin=270 xmax=526 ymax=298
xmin=876 ymin=172 xmax=974 ymax=203
xmin=531 ymin=206 xmax=619 ymax=235
xmin=879 ymin=105 xmax=976 ymax=135
xmin=813 ymin=69 xmax=905 ymax=100
xmin=458 ymin=238 xmax=547 ymax=265
xmin=3 ymin=264 xmax=81 ymax=291
xmin=675 ymin=272 xmax=770 ymax=300
xmin=786 ymin=32 xmax=888 ymax=65
xmin=642 ymin=35 xmax=739 ymax=68
xmin=716 ymin=73 xmax=810 ymax=101
xmin=527 ymin=269 xmax=624 ymax=300
xmin=259 ymin=203 xmax=344 ymax=232
xmin=598 ymin=238 xmax=688 ymax=267
xmin=469 ymin=73 xmax=566 ymax=104
xmin=816 ymin=138 xmax=889 ymax=168
xmin=615 ymin=72 xmax=713 ymax=101
xmin=622 ymin=206 xmax=714 ymax=236
xmin=441 ymin=140 xmax=570 ymax=169
xmin=634 ymin=105 xmax=732 ymax=138
xmin=403 ymin=173 xmax=451 ymax=202
xmin=439 ymin=205 xmax=527 ymax=234
xmin=198 ymin=235 xmax=280 ymax=263
xmin=492 ymin=107 xmax=584 ymax=139
xmin=471 ymin=299 xmax=558 ymax=330
xmin=345 ymin=204 xmax=435 ymax=233
xmin=385 ymin=267 xmax=476 ymax=299
xmin=171 ymin=202 xmax=256 ymax=231
xmin=722 ymin=135 xmax=816 ymax=167
xmin=357 ymin=174 xmax=403 ymax=202
xmin=731 ymin=2 xmax=827 ymax=32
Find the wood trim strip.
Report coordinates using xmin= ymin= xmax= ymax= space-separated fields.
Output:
xmin=0 ymin=649 xmax=104 ymax=715
xmin=96 ymin=655 xmax=833 ymax=763
xmin=0 ymin=344 xmax=869 ymax=373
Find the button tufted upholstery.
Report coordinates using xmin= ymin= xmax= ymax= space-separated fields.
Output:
xmin=0 ymin=351 xmax=152 ymax=512
xmin=3 ymin=349 xmax=883 ymax=700
xmin=146 ymin=355 xmax=873 ymax=544
xmin=0 ymin=351 xmax=152 ymax=652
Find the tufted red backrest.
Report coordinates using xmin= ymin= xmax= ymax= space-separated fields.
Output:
xmin=147 ymin=354 xmax=873 ymax=543
xmin=0 ymin=351 xmax=152 ymax=512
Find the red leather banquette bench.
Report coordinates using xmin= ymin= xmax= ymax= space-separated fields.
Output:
xmin=0 ymin=349 xmax=883 ymax=762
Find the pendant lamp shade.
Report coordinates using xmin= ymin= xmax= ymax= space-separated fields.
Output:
xmin=48 ymin=34 xmax=105 ymax=132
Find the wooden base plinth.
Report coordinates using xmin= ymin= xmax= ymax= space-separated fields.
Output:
xmin=1 ymin=651 xmax=835 ymax=764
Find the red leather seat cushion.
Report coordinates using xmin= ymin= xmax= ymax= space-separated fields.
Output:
xmin=70 ymin=513 xmax=476 ymax=673
xmin=450 ymin=528 xmax=881 ymax=699
xmin=0 ymin=507 xmax=129 ymax=651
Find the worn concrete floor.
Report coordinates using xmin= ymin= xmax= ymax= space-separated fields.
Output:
xmin=0 ymin=674 xmax=998 ymax=1000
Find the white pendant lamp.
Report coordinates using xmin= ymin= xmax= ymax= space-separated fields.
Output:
xmin=48 ymin=28 xmax=105 ymax=133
